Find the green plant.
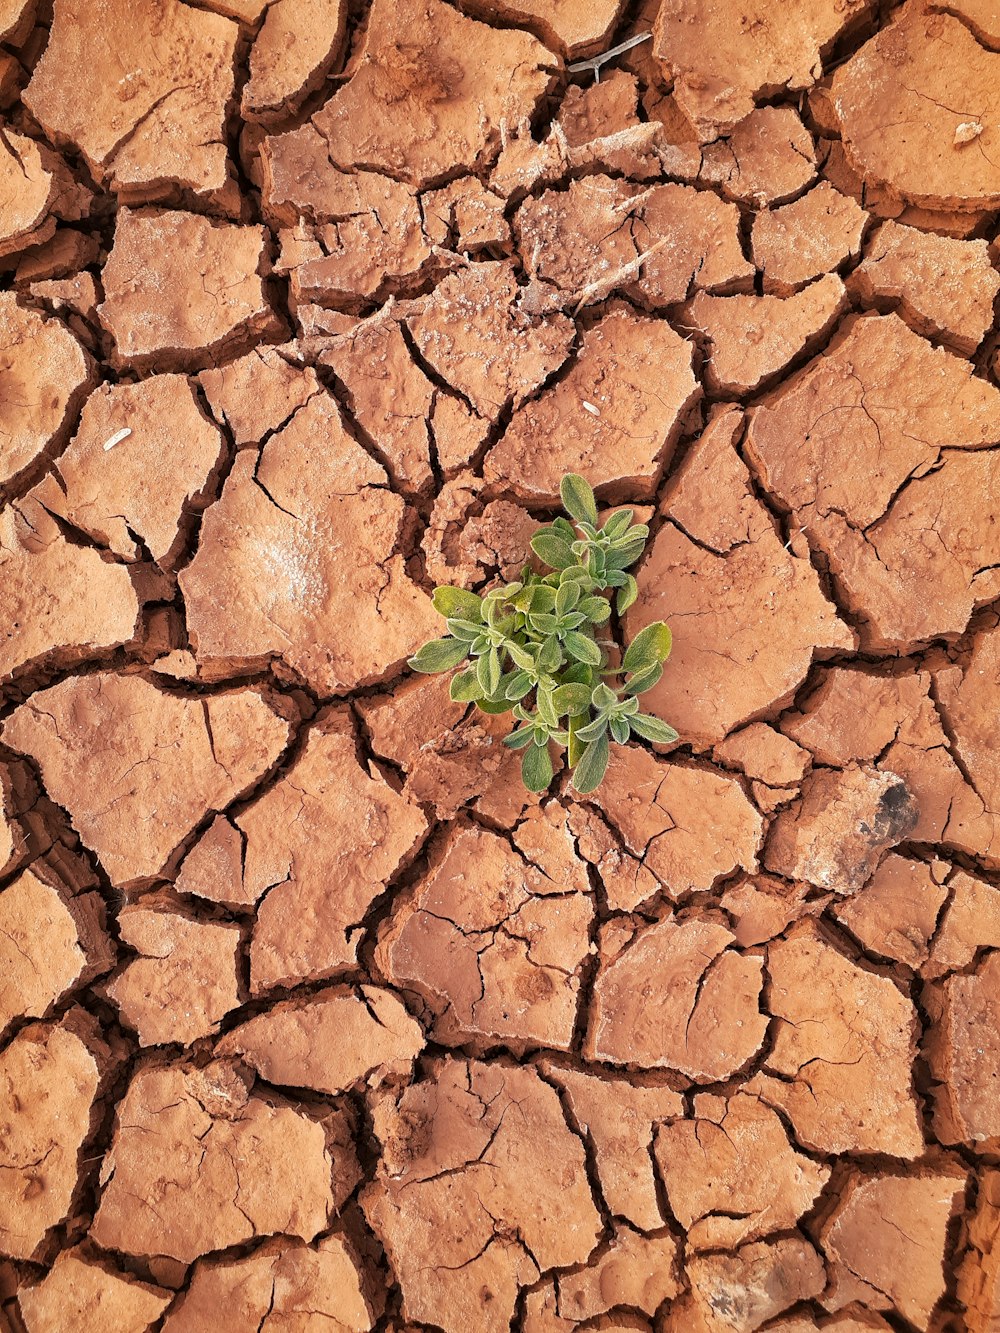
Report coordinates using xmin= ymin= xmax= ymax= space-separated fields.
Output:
xmin=408 ymin=474 xmax=677 ymax=793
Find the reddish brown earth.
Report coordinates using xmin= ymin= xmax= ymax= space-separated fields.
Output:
xmin=2 ymin=1 xmax=999 ymax=1329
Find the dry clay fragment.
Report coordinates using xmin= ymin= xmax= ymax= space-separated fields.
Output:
xmin=180 ymin=392 xmax=439 ymax=692
xmin=234 ymin=710 xmax=427 ymax=991
xmin=627 ymin=408 xmax=853 ymax=747
xmin=26 ymin=375 xmax=224 ymax=567
xmin=0 ymin=869 xmax=112 ymax=1033
xmin=1 ymin=674 xmax=290 ymax=888
xmin=764 ymin=764 xmax=917 ymax=892
xmin=655 ymin=1090 xmax=830 ymax=1251
xmin=0 ymin=1013 xmax=111 ymax=1261
xmin=362 ymin=1057 xmax=601 ymax=1333
xmin=24 ymin=0 xmax=238 ymax=203
xmin=958 ymin=1169 xmax=1000 ymax=1333
xmin=683 ymin=274 xmax=846 ymax=395
xmin=819 ymin=1168 xmax=967 ymax=1328
xmin=698 ymin=105 xmax=816 ymax=206
xmin=485 ymin=305 xmax=697 ymax=503
xmin=714 ymin=723 xmax=810 ymax=788
xmin=198 ymin=344 xmax=320 ymax=448
xmin=407 ymin=260 xmax=574 ymax=423
xmin=17 ymin=1251 xmax=171 ymax=1333
xmin=653 ymin=0 xmax=872 ymax=141
xmin=746 ymin=313 xmax=1000 ymax=650
xmin=753 ymin=181 xmax=869 ymax=294
xmin=357 ymin=672 xmax=530 ymax=824
xmin=421 ymin=473 xmax=539 ymax=590
xmin=933 ymin=628 xmax=1000 ymax=866
xmin=312 ymin=0 xmax=553 ymax=186
xmin=377 ymin=819 xmax=592 ymax=1053
xmin=720 ymin=873 xmax=816 ymax=947
xmin=92 ymin=1060 xmax=357 ymax=1263
xmin=682 ymin=1237 xmax=827 ymax=1331
xmin=517 ymin=177 xmax=753 ymax=310
xmin=852 ymin=220 xmax=1000 ymax=355
xmin=99 ymin=208 xmax=280 ymax=371
xmin=832 ymin=6 xmax=1000 ymax=211
xmin=778 ymin=666 xmax=983 ymax=856
xmin=833 ymin=854 xmax=949 ymax=970
xmin=462 ymin=0 xmax=624 ymax=56
xmin=586 ymin=916 xmax=768 ymax=1079
xmin=0 ymin=503 xmax=139 ymax=681
xmin=264 ymin=125 xmax=434 ymax=306
xmin=556 ymin=1227 xmax=680 ymax=1321
xmin=0 ymin=0 xmax=34 ymax=44
xmin=567 ymin=803 xmax=660 ymax=915
xmin=106 ymin=897 xmax=242 ymax=1047
xmin=421 ymin=176 xmax=509 ymax=252
xmin=593 ymin=744 xmax=763 ymax=895
xmin=928 ymin=869 xmax=1000 ymax=978
xmin=242 ymin=0 xmax=347 ymax=122
xmin=321 ymin=314 xmax=465 ymax=492
xmin=538 ymin=1063 xmax=683 ymax=1231
xmin=750 ymin=924 xmax=924 ymax=1156
xmin=161 ymin=1234 xmax=379 ymax=1333
xmin=0 ymin=292 xmax=94 ymax=489
xmin=0 ymin=131 xmax=87 ymax=262
xmin=926 ymin=950 xmax=1000 ymax=1148
xmin=747 ymin=312 xmax=1000 ymax=529
xmin=930 ymin=0 xmax=999 ymax=43
xmin=219 ymin=985 xmax=425 ymax=1093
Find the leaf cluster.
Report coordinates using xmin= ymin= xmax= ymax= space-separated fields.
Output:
xmin=408 ymin=474 xmax=677 ymax=793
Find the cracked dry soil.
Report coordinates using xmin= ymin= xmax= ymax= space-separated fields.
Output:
xmin=3 ymin=0 xmax=1000 ymax=1329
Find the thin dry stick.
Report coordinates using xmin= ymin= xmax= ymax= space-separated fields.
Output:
xmin=567 ymin=32 xmax=652 ymax=83
xmin=570 ymin=235 xmax=671 ymax=315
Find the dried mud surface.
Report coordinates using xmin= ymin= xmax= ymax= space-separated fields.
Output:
xmin=2 ymin=1 xmax=1000 ymax=1329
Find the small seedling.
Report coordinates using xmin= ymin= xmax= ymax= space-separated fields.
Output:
xmin=408 ymin=474 xmax=677 ymax=793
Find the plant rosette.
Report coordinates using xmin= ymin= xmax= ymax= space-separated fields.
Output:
xmin=408 ymin=473 xmax=677 ymax=793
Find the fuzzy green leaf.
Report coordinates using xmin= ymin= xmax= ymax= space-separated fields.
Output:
xmin=530 ymin=612 xmax=560 ymax=635
xmin=629 ymin=713 xmax=679 ymax=744
xmin=556 ymin=579 xmax=581 ymax=617
xmin=601 ymin=509 xmax=634 ymax=540
xmin=531 ymin=529 xmax=577 ymax=570
xmin=616 ymin=574 xmax=638 ymax=615
xmin=486 ymin=647 xmax=502 ymax=695
xmin=552 ymin=683 xmax=592 ymax=716
xmin=578 ymin=596 xmax=611 ymax=624
xmin=409 ymin=637 xmax=468 ymax=673
xmin=476 ymin=698 xmax=513 ymax=715
xmin=572 ymin=731 xmax=610 ymax=793
xmin=450 ymin=666 xmax=483 ymax=701
xmin=605 ymin=538 xmax=647 ymax=570
xmin=623 ymin=622 xmax=672 ymax=674
xmin=522 ymin=741 xmax=554 ymax=792
xmin=609 ymin=716 xmax=631 ymax=745
xmin=560 ymin=473 xmax=599 ymax=527
xmin=591 ymin=682 xmax=617 ymax=711
xmin=536 ymin=684 xmax=559 ymax=729
xmin=503 ymin=726 xmax=535 ymax=750
xmin=433 ymin=586 xmax=483 ymax=621
xmin=505 ymin=670 xmax=533 ymax=701
xmin=446 ymin=617 xmax=483 ymax=642
xmin=624 ymin=662 xmax=663 ymax=695
xmin=575 ymin=713 xmax=609 ymax=744
xmin=563 ymin=631 xmax=602 ymax=666
xmin=537 ymin=634 xmax=563 ymax=674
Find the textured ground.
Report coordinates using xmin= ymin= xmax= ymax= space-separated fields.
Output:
xmin=2 ymin=0 xmax=1000 ymax=1329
